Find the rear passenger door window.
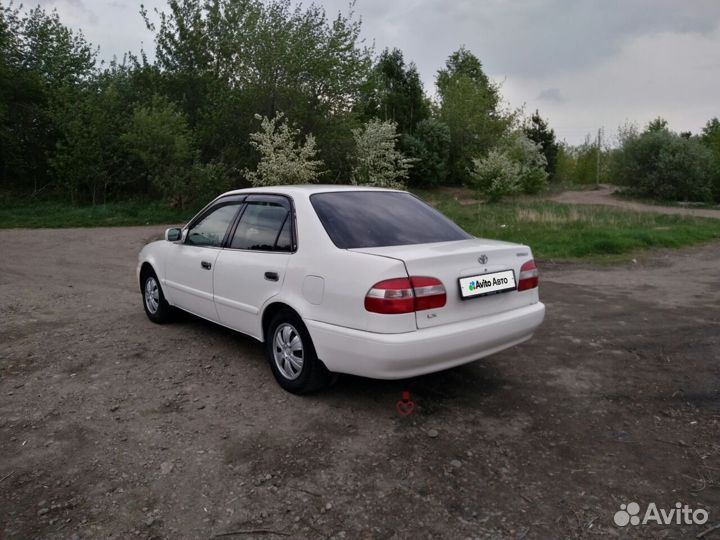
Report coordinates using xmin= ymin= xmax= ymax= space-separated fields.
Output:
xmin=230 ymin=197 xmax=294 ymax=252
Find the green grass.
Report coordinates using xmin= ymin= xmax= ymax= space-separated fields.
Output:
xmin=0 ymin=198 xmax=197 ymax=228
xmin=3 ymin=192 xmax=720 ymax=261
xmin=414 ymin=189 xmax=720 ymax=260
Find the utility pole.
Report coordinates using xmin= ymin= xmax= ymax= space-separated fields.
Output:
xmin=596 ymin=127 xmax=602 ymax=187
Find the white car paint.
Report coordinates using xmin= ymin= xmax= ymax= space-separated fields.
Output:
xmin=137 ymin=185 xmax=545 ymax=380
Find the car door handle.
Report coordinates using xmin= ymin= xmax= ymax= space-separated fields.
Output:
xmin=201 ymin=261 xmax=212 ymax=270
xmin=264 ymin=271 xmax=279 ymax=282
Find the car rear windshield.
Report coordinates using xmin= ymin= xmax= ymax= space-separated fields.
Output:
xmin=310 ymin=191 xmax=472 ymax=249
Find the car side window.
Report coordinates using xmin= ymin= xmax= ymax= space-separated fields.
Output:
xmin=275 ymin=216 xmax=292 ymax=251
xmin=186 ymin=204 xmax=240 ymax=247
xmin=230 ymin=200 xmax=292 ymax=252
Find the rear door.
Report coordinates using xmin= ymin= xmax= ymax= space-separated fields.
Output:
xmin=213 ymin=195 xmax=294 ymax=338
xmin=164 ymin=199 xmax=243 ymax=322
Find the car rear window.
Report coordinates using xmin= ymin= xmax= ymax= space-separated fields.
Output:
xmin=310 ymin=191 xmax=472 ymax=249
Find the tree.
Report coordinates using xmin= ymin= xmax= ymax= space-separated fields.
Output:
xmin=121 ymin=96 xmax=215 ymax=209
xmin=553 ymin=143 xmax=576 ymax=184
xmin=357 ymin=48 xmax=429 ymax=134
xmin=524 ymin=110 xmax=558 ymax=178
xmin=468 ymin=150 xmax=520 ymax=202
xmin=502 ymin=131 xmax=549 ymax=194
xmin=700 ymin=118 xmax=720 ymax=201
xmin=401 ymin=118 xmax=451 ymax=186
xmin=467 ymin=131 xmax=547 ymax=201
xmin=0 ymin=4 xmax=95 ymax=194
xmin=244 ymin=112 xmax=324 ymax=186
xmin=143 ymin=0 xmax=372 ymax=177
xmin=51 ymin=83 xmax=127 ymax=205
xmin=351 ymin=119 xmax=413 ymax=188
xmin=701 ymin=118 xmax=720 ymax=153
xmin=20 ymin=6 xmax=95 ymax=87
xmin=436 ymin=47 xmax=509 ymax=184
xmin=614 ymin=128 xmax=714 ymax=202
xmin=646 ymin=117 xmax=669 ymax=133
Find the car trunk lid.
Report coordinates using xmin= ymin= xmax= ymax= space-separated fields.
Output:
xmin=350 ymin=239 xmax=538 ymax=329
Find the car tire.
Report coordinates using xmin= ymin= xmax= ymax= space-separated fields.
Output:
xmin=265 ymin=309 xmax=333 ymax=394
xmin=141 ymin=269 xmax=173 ymax=324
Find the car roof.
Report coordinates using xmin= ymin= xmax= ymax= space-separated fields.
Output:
xmin=219 ymin=184 xmax=406 ymax=198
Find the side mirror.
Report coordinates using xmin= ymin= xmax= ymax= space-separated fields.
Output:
xmin=165 ymin=227 xmax=182 ymax=242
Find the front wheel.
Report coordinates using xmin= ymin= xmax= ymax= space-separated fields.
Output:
xmin=142 ymin=271 xmax=173 ymax=324
xmin=265 ymin=309 xmax=333 ymax=394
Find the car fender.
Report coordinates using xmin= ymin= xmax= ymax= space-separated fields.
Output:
xmin=257 ymin=288 xmax=308 ymax=343
xmin=137 ymin=240 xmax=171 ymax=301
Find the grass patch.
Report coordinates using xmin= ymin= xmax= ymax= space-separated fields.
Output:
xmin=3 ymin=192 xmax=720 ymax=261
xmin=414 ymin=189 xmax=720 ymax=260
xmin=0 ymin=198 xmax=197 ymax=228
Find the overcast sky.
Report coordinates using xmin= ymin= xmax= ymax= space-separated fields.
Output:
xmin=36 ymin=0 xmax=720 ymax=144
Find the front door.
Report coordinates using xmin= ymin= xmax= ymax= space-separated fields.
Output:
xmin=164 ymin=201 xmax=242 ymax=322
xmin=213 ymin=195 xmax=294 ymax=338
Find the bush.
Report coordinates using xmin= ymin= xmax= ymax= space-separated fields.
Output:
xmin=614 ymin=128 xmax=714 ymax=202
xmin=520 ymin=167 xmax=549 ymax=194
xmin=468 ymin=150 xmax=521 ymax=201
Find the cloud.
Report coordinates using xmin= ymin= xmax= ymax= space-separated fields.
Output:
xmin=35 ymin=0 xmax=98 ymax=25
xmin=502 ymin=26 xmax=720 ymax=143
xmin=32 ymin=0 xmax=165 ymax=61
xmin=321 ymin=0 xmax=720 ymax=142
xmin=536 ymin=88 xmax=565 ymax=104
xmin=438 ymin=0 xmax=720 ymax=77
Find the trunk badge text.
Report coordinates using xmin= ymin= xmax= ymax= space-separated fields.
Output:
xmin=478 ymin=254 xmax=488 ymax=265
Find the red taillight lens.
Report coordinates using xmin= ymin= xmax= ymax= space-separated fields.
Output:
xmin=365 ymin=276 xmax=446 ymax=314
xmin=517 ymin=260 xmax=539 ymax=291
xmin=410 ymin=276 xmax=447 ymax=311
xmin=364 ymin=278 xmax=415 ymax=314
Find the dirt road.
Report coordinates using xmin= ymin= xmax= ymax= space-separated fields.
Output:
xmin=1 ymin=226 xmax=719 ymax=539
xmin=552 ymin=185 xmax=720 ymax=219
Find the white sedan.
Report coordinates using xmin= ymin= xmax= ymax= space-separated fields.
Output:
xmin=137 ymin=186 xmax=545 ymax=393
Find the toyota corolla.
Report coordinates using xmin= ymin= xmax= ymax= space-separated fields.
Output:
xmin=137 ymin=186 xmax=545 ymax=393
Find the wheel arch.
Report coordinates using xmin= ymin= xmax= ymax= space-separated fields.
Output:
xmin=261 ymin=301 xmax=303 ymax=343
xmin=139 ymin=261 xmax=157 ymax=292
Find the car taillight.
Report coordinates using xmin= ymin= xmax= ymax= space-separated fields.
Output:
xmin=365 ymin=276 xmax=446 ymax=314
xmin=517 ymin=260 xmax=539 ymax=291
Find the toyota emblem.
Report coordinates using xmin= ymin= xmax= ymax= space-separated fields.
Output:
xmin=478 ymin=254 xmax=488 ymax=265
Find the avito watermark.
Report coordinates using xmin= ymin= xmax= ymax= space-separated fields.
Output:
xmin=614 ymin=502 xmax=709 ymax=527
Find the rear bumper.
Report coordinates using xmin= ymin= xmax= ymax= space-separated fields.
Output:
xmin=306 ymin=302 xmax=545 ymax=379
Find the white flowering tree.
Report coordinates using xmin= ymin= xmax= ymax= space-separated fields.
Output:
xmin=351 ymin=119 xmax=414 ymax=188
xmin=244 ymin=112 xmax=324 ymax=186
xmin=469 ymin=149 xmax=521 ymax=202
xmin=468 ymin=131 xmax=549 ymax=201
xmin=503 ymin=131 xmax=549 ymax=194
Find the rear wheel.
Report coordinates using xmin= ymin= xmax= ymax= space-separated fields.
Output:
xmin=265 ymin=309 xmax=332 ymax=394
xmin=142 ymin=270 xmax=173 ymax=324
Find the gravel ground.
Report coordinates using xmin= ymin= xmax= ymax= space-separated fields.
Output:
xmin=1 ymin=226 xmax=719 ymax=539
xmin=551 ymin=185 xmax=720 ymax=219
